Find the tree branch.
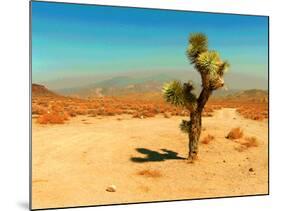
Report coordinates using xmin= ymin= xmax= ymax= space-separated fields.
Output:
xmin=196 ymin=87 xmax=212 ymax=113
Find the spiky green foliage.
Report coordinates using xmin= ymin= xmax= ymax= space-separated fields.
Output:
xmin=163 ymin=80 xmax=185 ymax=106
xmin=162 ymin=80 xmax=197 ymax=110
xmin=217 ymin=60 xmax=230 ymax=76
xmin=196 ymin=51 xmax=229 ymax=78
xmin=180 ymin=120 xmax=191 ymax=133
xmin=187 ymin=33 xmax=208 ymax=64
xmin=197 ymin=51 xmax=221 ymax=75
xmin=182 ymin=81 xmax=198 ymax=110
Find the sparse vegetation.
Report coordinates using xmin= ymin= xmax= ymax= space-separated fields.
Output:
xmin=241 ymin=136 xmax=259 ymax=148
xmin=234 ymin=136 xmax=259 ymax=152
xmin=226 ymin=127 xmax=244 ymax=140
xmin=201 ymin=134 xmax=215 ymax=144
xmin=32 ymin=93 xmax=268 ymax=125
xmin=137 ymin=169 xmax=162 ymax=178
xmin=37 ymin=111 xmax=69 ymax=124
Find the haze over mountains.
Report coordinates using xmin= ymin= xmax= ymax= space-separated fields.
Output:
xmin=36 ymin=70 xmax=268 ymax=98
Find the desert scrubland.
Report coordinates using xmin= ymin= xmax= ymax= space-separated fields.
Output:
xmin=31 ymin=84 xmax=268 ymax=209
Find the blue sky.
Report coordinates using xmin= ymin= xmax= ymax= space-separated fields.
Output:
xmin=32 ymin=1 xmax=268 ymax=86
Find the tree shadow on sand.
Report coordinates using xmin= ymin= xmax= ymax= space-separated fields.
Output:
xmin=131 ymin=148 xmax=185 ymax=163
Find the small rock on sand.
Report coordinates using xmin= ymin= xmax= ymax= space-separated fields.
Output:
xmin=106 ymin=185 xmax=116 ymax=192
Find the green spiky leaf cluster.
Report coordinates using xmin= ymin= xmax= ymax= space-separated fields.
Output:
xmin=162 ymin=80 xmax=197 ymax=110
xmin=187 ymin=33 xmax=208 ymax=64
xmin=188 ymin=33 xmax=229 ymax=90
xmin=180 ymin=120 xmax=191 ymax=133
xmin=162 ymin=80 xmax=185 ymax=106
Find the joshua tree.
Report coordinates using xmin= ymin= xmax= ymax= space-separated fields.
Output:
xmin=163 ymin=33 xmax=229 ymax=161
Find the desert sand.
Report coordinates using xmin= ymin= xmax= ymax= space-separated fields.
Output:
xmin=32 ymin=108 xmax=268 ymax=209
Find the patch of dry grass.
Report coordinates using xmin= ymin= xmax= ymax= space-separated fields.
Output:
xmin=201 ymin=134 xmax=215 ymax=144
xmin=37 ymin=112 xmax=69 ymax=124
xmin=32 ymin=91 xmax=267 ymax=124
xmin=241 ymin=136 xmax=259 ymax=148
xmin=226 ymin=127 xmax=243 ymax=140
xmin=234 ymin=136 xmax=259 ymax=152
xmin=137 ymin=169 xmax=162 ymax=178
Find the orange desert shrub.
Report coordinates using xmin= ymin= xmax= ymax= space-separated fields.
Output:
xmin=103 ymin=108 xmax=116 ymax=116
xmin=163 ymin=112 xmax=171 ymax=118
xmin=201 ymin=134 xmax=215 ymax=144
xmin=143 ymin=111 xmax=156 ymax=118
xmin=132 ymin=112 xmax=142 ymax=118
xmin=37 ymin=111 xmax=69 ymax=124
xmin=241 ymin=136 xmax=258 ymax=148
xmin=226 ymin=127 xmax=243 ymax=140
xmin=50 ymin=104 xmax=64 ymax=112
xmin=235 ymin=136 xmax=259 ymax=152
xmin=32 ymin=104 xmax=47 ymax=115
xmin=137 ymin=169 xmax=162 ymax=178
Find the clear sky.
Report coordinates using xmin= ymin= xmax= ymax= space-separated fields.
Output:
xmin=31 ymin=1 xmax=268 ymax=85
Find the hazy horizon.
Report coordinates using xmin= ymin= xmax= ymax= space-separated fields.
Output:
xmin=32 ymin=2 xmax=268 ymax=91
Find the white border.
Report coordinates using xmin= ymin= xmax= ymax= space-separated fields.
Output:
xmin=1 ymin=0 xmax=280 ymax=211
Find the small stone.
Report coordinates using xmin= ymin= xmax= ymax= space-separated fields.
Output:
xmin=249 ymin=168 xmax=254 ymax=172
xmin=223 ymin=160 xmax=226 ymax=163
xmin=106 ymin=185 xmax=116 ymax=192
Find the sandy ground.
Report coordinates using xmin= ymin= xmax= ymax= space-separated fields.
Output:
xmin=32 ymin=108 xmax=268 ymax=209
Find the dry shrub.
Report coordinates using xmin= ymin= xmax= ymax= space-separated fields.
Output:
xmin=226 ymin=127 xmax=243 ymax=140
xmin=234 ymin=145 xmax=246 ymax=152
xmin=143 ymin=111 xmax=156 ymax=118
xmin=137 ymin=169 xmax=162 ymax=178
xmin=37 ymin=112 xmax=69 ymax=124
xmin=163 ymin=112 xmax=171 ymax=118
xmin=66 ymin=108 xmax=77 ymax=117
xmin=201 ymin=134 xmax=215 ymax=144
xmin=32 ymin=104 xmax=47 ymax=115
xmin=124 ymin=110 xmax=134 ymax=115
xmin=234 ymin=136 xmax=258 ymax=152
xmin=241 ymin=136 xmax=258 ymax=148
xmin=103 ymin=108 xmax=116 ymax=116
xmin=75 ymin=107 xmax=88 ymax=115
xmin=87 ymin=109 xmax=97 ymax=116
xmin=132 ymin=112 xmax=141 ymax=118
xmin=50 ymin=104 xmax=64 ymax=112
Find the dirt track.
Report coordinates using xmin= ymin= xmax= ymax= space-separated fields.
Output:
xmin=32 ymin=108 xmax=268 ymax=209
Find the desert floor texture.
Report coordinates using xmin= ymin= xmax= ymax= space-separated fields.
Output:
xmin=32 ymin=108 xmax=268 ymax=209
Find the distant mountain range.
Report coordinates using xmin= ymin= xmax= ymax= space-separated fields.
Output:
xmin=224 ymin=89 xmax=268 ymax=102
xmin=52 ymin=73 xmax=267 ymax=98
xmin=32 ymin=83 xmax=58 ymax=97
xmin=32 ymin=82 xmax=268 ymax=103
xmin=39 ymin=70 xmax=267 ymax=92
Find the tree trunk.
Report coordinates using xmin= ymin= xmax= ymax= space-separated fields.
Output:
xmin=187 ymin=87 xmax=212 ymax=161
xmin=188 ymin=111 xmax=202 ymax=160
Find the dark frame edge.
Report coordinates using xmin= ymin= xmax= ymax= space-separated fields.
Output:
xmin=267 ymin=15 xmax=270 ymax=196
